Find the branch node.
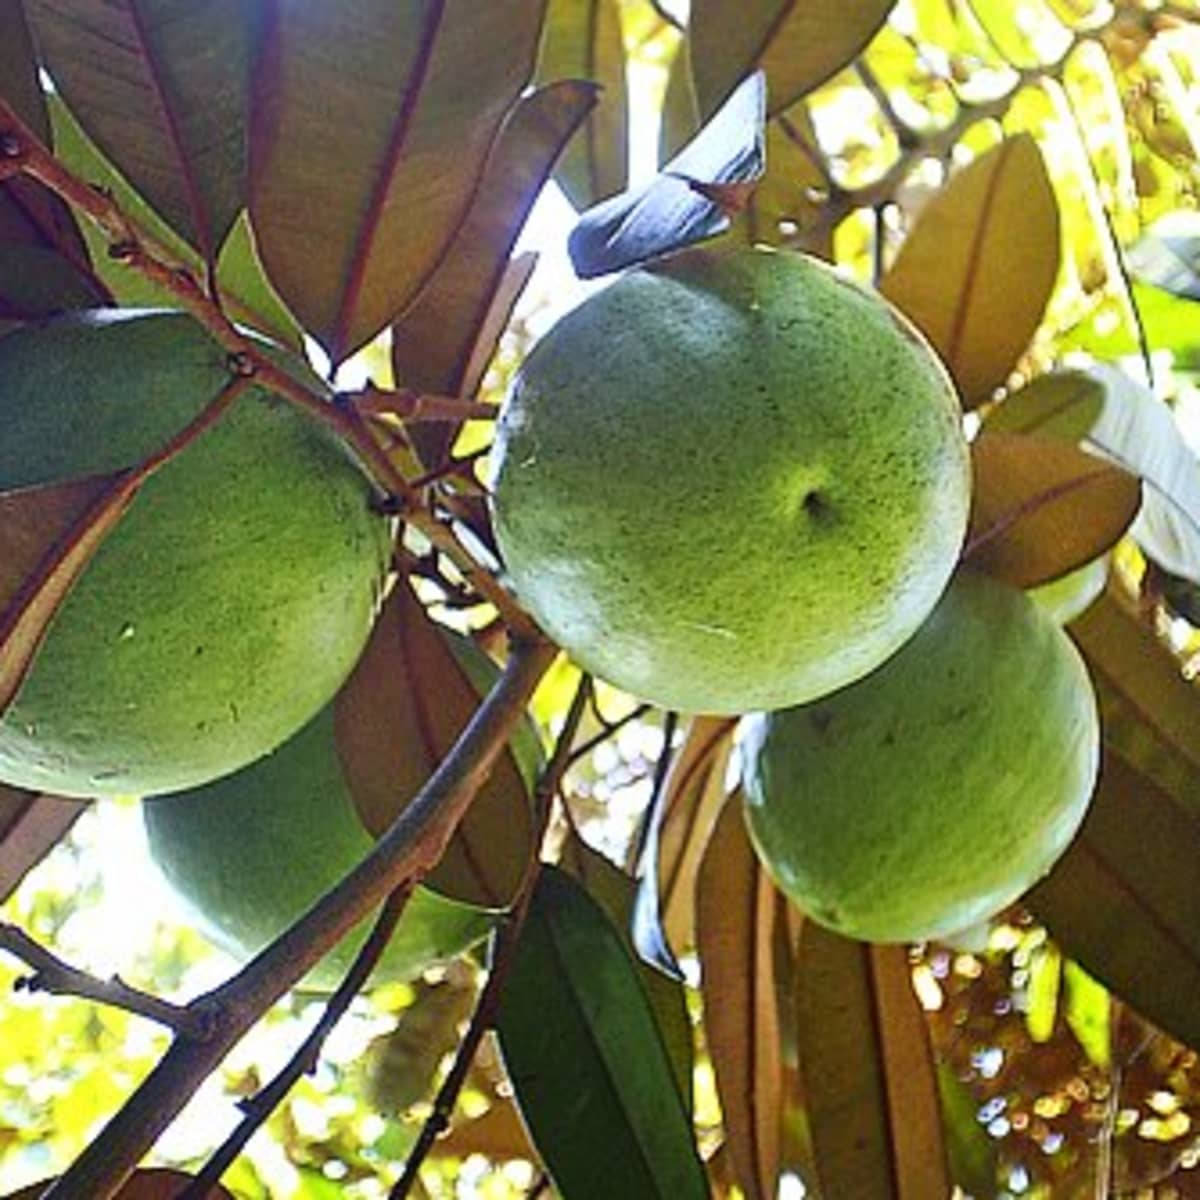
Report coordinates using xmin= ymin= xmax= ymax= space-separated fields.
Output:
xmin=0 ymin=131 xmax=24 ymax=159
xmin=107 ymin=239 xmax=138 ymax=262
xmin=226 ymin=351 xmax=257 ymax=379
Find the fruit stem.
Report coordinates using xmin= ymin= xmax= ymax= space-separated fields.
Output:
xmin=41 ymin=633 xmax=557 ymax=1200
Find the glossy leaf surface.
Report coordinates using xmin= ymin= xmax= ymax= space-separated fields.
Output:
xmin=881 ymin=135 xmax=1060 ymax=409
xmin=497 ymin=867 xmax=708 ymax=1200
xmin=249 ymin=0 xmax=546 ymax=363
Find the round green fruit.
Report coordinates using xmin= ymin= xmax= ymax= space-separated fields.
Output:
xmin=142 ymin=705 xmax=490 ymax=992
xmin=0 ymin=310 xmax=390 ymax=798
xmin=741 ymin=570 xmax=1100 ymax=943
xmin=491 ymin=244 xmax=971 ymax=714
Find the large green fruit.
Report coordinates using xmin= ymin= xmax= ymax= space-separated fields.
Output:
xmin=741 ymin=571 xmax=1100 ymax=943
xmin=142 ymin=622 xmax=542 ymax=990
xmin=141 ymin=706 xmax=490 ymax=992
xmin=0 ymin=310 xmax=390 ymax=798
xmin=491 ymin=245 xmax=970 ymax=714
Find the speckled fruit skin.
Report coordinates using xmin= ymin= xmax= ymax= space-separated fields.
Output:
xmin=491 ymin=244 xmax=971 ymax=714
xmin=142 ymin=705 xmax=490 ymax=993
xmin=0 ymin=310 xmax=390 ymax=798
xmin=741 ymin=571 xmax=1100 ymax=943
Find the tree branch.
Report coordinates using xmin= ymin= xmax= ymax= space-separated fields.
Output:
xmin=0 ymin=924 xmax=211 ymax=1039
xmin=43 ymin=633 xmax=557 ymax=1200
xmin=179 ymin=884 xmax=416 ymax=1199
xmin=390 ymin=675 xmax=591 ymax=1199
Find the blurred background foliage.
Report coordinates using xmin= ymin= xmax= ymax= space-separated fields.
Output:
xmin=3 ymin=0 xmax=1200 ymax=1196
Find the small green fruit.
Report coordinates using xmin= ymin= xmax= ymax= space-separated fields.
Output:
xmin=142 ymin=705 xmax=489 ymax=992
xmin=741 ymin=571 xmax=1100 ymax=943
xmin=491 ymin=244 xmax=970 ymax=714
xmin=0 ymin=310 xmax=390 ymax=798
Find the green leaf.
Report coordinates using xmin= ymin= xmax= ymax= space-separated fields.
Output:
xmin=1063 ymin=960 xmax=1111 ymax=1069
xmin=881 ymin=134 xmax=1061 ymax=409
xmin=687 ymin=0 xmax=894 ymax=120
xmin=793 ymin=925 xmax=952 ymax=1199
xmin=936 ymin=1064 xmax=999 ymax=1200
xmin=1025 ymin=943 xmax=1062 ymax=1044
xmin=537 ymin=0 xmax=628 ymax=208
xmin=558 ymin=834 xmax=693 ymax=1115
xmin=47 ymin=95 xmax=301 ymax=348
xmin=497 ymin=867 xmax=708 ymax=1200
xmin=696 ymin=800 xmax=783 ymax=1200
xmin=987 ymin=367 xmax=1200 ymax=583
xmin=25 ymin=0 xmax=258 ymax=262
xmin=393 ymin=79 xmax=598 ymax=469
xmin=249 ymin=0 xmax=546 ymax=364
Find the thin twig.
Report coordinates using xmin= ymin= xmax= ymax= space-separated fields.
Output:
xmin=0 ymin=95 xmax=538 ymax=639
xmin=646 ymin=0 xmax=683 ymax=31
xmin=44 ymin=634 xmax=556 ymax=1200
xmin=0 ymin=923 xmax=211 ymax=1039
xmin=353 ymin=386 xmax=497 ymax=424
xmin=389 ymin=677 xmax=592 ymax=1200
xmin=180 ymin=884 xmax=415 ymax=1199
xmin=854 ymin=59 xmax=921 ymax=149
xmin=566 ymin=702 xmax=653 ymax=768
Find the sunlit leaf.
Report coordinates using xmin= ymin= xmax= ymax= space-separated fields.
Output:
xmin=333 ymin=580 xmax=537 ymax=908
xmin=47 ymin=96 xmax=301 ymax=348
xmin=538 ymin=0 xmax=628 ymax=208
xmin=881 ymin=134 xmax=1061 ymax=408
xmin=793 ymin=925 xmax=952 ymax=1198
xmin=1025 ymin=943 xmax=1062 ymax=1043
xmin=432 ymin=1093 xmax=539 ymax=1163
xmin=393 ymin=79 xmax=599 ymax=468
xmin=569 ymin=70 xmax=765 ymax=278
xmin=497 ymin=867 xmax=708 ymax=1200
xmin=26 ymin=0 xmax=257 ymax=263
xmin=1127 ymin=209 xmax=1200 ymax=300
xmin=965 ymin=431 xmax=1140 ymax=588
xmin=987 ymin=366 xmax=1200 ymax=583
xmin=0 ymin=789 xmax=85 ymax=903
xmin=249 ymin=0 xmax=545 ymax=363
xmin=1063 ymin=959 xmax=1111 ymax=1069
xmin=688 ymin=0 xmax=894 ymax=119
xmin=696 ymin=801 xmax=783 ymax=1200
xmin=5 ymin=1168 xmax=233 ymax=1198
xmin=559 ymin=834 xmax=693 ymax=1112
xmin=936 ymin=1064 xmax=999 ymax=1199
xmin=634 ymin=716 xmax=735 ymax=966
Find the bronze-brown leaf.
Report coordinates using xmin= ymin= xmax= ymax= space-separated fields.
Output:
xmin=881 ymin=134 xmax=1060 ymax=409
xmin=696 ymin=799 xmax=783 ymax=1200
xmin=0 ymin=788 xmax=86 ymax=904
xmin=4 ymin=1168 xmax=233 ymax=1199
xmin=333 ymin=580 xmax=536 ymax=908
xmin=965 ymin=431 xmax=1141 ymax=588
xmin=794 ymin=924 xmax=952 ymax=1198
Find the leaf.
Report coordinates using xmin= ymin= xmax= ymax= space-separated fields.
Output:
xmin=496 ymin=867 xmax=708 ymax=1200
xmin=1026 ymin=747 xmax=1200 ymax=1053
xmin=393 ymin=79 xmax=598 ymax=468
xmin=1063 ymin=959 xmax=1111 ymax=1069
xmin=936 ymin=1064 xmax=999 ymax=1200
xmin=249 ymin=0 xmax=546 ymax=364
xmin=0 ymin=474 xmax=136 ymax=717
xmin=880 ymin=134 xmax=1061 ymax=409
xmin=47 ymin=95 xmax=301 ymax=349
xmin=633 ymin=716 xmax=735 ymax=969
xmin=987 ymin=366 xmax=1200 ymax=584
xmin=688 ymin=0 xmax=894 ymax=119
xmin=537 ymin=0 xmax=628 ymax=208
xmin=964 ymin=431 xmax=1141 ymax=588
xmin=0 ymin=2 xmax=108 ymax=318
xmin=5 ymin=1168 xmax=234 ymax=1198
xmin=793 ymin=925 xmax=952 ymax=1198
xmin=569 ymin=69 xmax=765 ymax=278
xmin=695 ymin=801 xmax=783 ymax=1200
xmin=0 ymin=789 xmax=86 ymax=903
xmin=332 ymin=580 xmax=536 ymax=908
xmin=559 ymin=834 xmax=693 ymax=1113
xmin=1127 ymin=208 xmax=1200 ymax=299
xmin=433 ymin=1095 xmax=539 ymax=1163
xmin=25 ymin=0 xmax=258 ymax=263
xmin=1025 ymin=943 xmax=1062 ymax=1044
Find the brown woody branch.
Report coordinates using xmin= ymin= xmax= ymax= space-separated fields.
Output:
xmin=390 ymin=675 xmax=592 ymax=1199
xmin=354 ymin=386 xmax=497 ymax=424
xmin=0 ymin=923 xmax=211 ymax=1039
xmin=43 ymin=633 xmax=556 ymax=1200
xmin=179 ymin=884 xmax=415 ymax=1199
xmin=0 ymin=96 xmax=537 ymax=639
